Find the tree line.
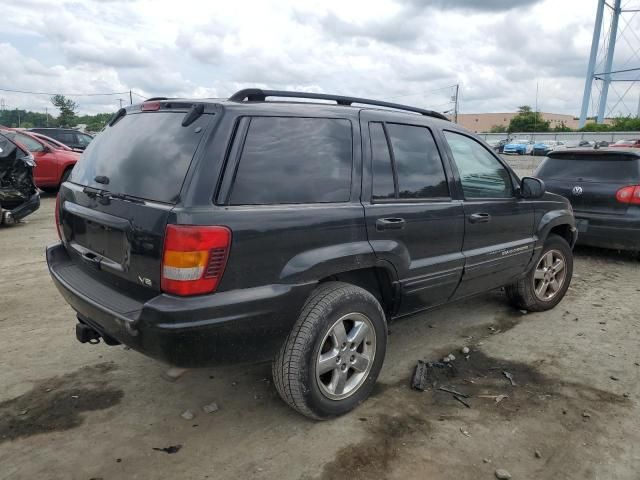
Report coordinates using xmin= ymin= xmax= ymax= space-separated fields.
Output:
xmin=0 ymin=95 xmax=113 ymax=132
xmin=489 ymin=105 xmax=640 ymax=133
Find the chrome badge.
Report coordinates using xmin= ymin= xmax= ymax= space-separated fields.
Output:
xmin=572 ymin=186 xmax=583 ymax=196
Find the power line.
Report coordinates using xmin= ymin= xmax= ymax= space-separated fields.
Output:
xmin=0 ymin=87 xmax=132 ymax=97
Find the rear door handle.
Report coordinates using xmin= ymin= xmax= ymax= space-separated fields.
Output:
xmin=469 ymin=213 xmax=491 ymax=224
xmin=376 ymin=217 xmax=406 ymax=231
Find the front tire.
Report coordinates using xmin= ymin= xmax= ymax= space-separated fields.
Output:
xmin=272 ymin=282 xmax=387 ymax=419
xmin=506 ymin=234 xmax=573 ymax=312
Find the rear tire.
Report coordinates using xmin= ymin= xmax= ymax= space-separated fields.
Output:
xmin=272 ymin=281 xmax=387 ymax=420
xmin=506 ymin=234 xmax=573 ymax=312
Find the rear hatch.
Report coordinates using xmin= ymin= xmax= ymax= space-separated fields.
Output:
xmin=535 ymin=150 xmax=640 ymax=215
xmin=59 ymin=102 xmax=215 ymax=294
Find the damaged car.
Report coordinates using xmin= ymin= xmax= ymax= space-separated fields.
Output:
xmin=0 ymin=132 xmax=40 ymax=224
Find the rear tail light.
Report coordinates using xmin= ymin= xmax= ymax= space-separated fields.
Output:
xmin=615 ymin=185 xmax=640 ymax=205
xmin=161 ymin=225 xmax=231 ymax=296
xmin=55 ymin=194 xmax=64 ymax=241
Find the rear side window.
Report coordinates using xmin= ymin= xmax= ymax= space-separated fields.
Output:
xmin=536 ymin=157 xmax=639 ymax=183
xmin=229 ymin=117 xmax=352 ymax=205
xmin=369 ymin=123 xmax=395 ymax=200
xmin=71 ymin=112 xmax=210 ymax=203
xmin=57 ymin=132 xmax=76 ymax=144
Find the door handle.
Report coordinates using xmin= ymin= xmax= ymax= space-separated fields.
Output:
xmin=376 ymin=217 xmax=406 ymax=231
xmin=469 ymin=212 xmax=491 ymax=224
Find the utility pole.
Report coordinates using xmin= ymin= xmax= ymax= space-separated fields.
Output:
xmin=45 ymin=107 xmax=49 ymax=127
xmin=453 ymin=84 xmax=459 ymax=123
xmin=118 ymin=98 xmax=124 ymax=109
xmin=129 ymin=90 xmax=133 ymax=105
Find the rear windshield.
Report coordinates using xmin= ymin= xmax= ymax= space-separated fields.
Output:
xmin=536 ymin=156 xmax=639 ymax=183
xmin=71 ymin=111 xmax=210 ymax=203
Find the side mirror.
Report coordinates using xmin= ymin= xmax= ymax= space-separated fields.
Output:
xmin=520 ymin=177 xmax=545 ymax=199
xmin=42 ymin=145 xmax=51 ymax=153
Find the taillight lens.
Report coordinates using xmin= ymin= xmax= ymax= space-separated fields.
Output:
xmin=161 ymin=225 xmax=231 ymax=296
xmin=55 ymin=194 xmax=64 ymax=241
xmin=615 ymin=185 xmax=640 ymax=205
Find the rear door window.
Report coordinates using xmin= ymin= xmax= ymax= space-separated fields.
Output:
xmin=229 ymin=117 xmax=352 ymax=205
xmin=536 ymin=157 xmax=639 ymax=183
xmin=71 ymin=111 xmax=211 ymax=203
xmin=386 ymin=123 xmax=449 ymax=199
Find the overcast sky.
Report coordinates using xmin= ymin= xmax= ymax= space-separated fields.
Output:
xmin=1 ymin=0 xmax=639 ymax=117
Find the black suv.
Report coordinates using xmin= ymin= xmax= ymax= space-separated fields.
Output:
xmin=29 ymin=128 xmax=93 ymax=151
xmin=536 ymin=149 xmax=640 ymax=251
xmin=47 ymin=89 xmax=577 ymax=419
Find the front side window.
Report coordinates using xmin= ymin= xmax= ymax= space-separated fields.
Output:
xmin=229 ymin=117 xmax=352 ymax=205
xmin=444 ymin=131 xmax=513 ymax=198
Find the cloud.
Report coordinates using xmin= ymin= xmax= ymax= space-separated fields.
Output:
xmin=0 ymin=0 xmax=638 ymax=119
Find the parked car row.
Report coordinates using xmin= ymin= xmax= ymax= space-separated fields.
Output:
xmin=492 ymin=137 xmax=640 ymax=156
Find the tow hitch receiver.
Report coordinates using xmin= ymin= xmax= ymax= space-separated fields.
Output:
xmin=76 ymin=323 xmax=101 ymax=344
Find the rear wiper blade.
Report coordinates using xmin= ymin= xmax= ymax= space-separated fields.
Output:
xmin=108 ymin=192 xmax=144 ymax=204
xmin=83 ymin=186 xmax=108 ymax=198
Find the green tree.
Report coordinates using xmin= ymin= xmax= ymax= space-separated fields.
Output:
xmin=508 ymin=105 xmax=550 ymax=132
xmin=552 ymin=121 xmax=572 ymax=132
xmin=580 ymin=122 xmax=611 ymax=132
xmin=50 ymin=94 xmax=78 ymax=127
xmin=489 ymin=124 xmax=507 ymax=133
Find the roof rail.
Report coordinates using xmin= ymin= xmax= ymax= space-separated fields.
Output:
xmin=144 ymin=97 xmax=169 ymax=102
xmin=228 ymin=89 xmax=449 ymax=121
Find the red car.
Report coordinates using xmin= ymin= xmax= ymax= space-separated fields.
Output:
xmin=610 ymin=139 xmax=640 ymax=148
xmin=0 ymin=129 xmax=80 ymax=191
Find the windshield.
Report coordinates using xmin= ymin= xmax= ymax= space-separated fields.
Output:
xmin=71 ymin=111 xmax=211 ymax=203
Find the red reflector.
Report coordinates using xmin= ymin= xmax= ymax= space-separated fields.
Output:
xmin=55 ymin=193 xmax=63 ymax=241
xmin=161 ymin=225 xmax=231 ymax=296
xmin=615 ymin=185 xmax=640 ymax=205
xmin=141 ymin=101 xmax=161 ymax=111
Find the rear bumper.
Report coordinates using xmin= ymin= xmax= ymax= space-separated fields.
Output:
xmin=575 ymin=212 xmax=640 ymax=251
xmin=5 ymin=192 xmax=40 ymax=221
xmin=47 ymin=242 xmax=315 ymax=367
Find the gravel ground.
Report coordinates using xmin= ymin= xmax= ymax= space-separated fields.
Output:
xmin=1 ymin=156 xmax=639 ymax=480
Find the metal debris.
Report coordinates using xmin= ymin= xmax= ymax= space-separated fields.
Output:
xmin=438 ymin=386 xmax=470 ymax=398
xmin=153 ymin=445 xmax=182 ymax=454
xmin=453 ymin=395 xmax=471 ymax=408
xmin=503 ymin=371 xmax=516 ymax=386
xmin=411 ymin=360 xmax=455 ymax=391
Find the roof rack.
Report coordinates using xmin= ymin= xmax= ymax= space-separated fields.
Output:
xmin=228 ymin=89 xmax=449 ymax=121
xmin=144 ymin=97 xmax=169 ymax=101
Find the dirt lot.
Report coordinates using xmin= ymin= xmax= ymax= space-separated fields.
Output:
xmin=1 ymin=155 xmax=639 ymax=480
